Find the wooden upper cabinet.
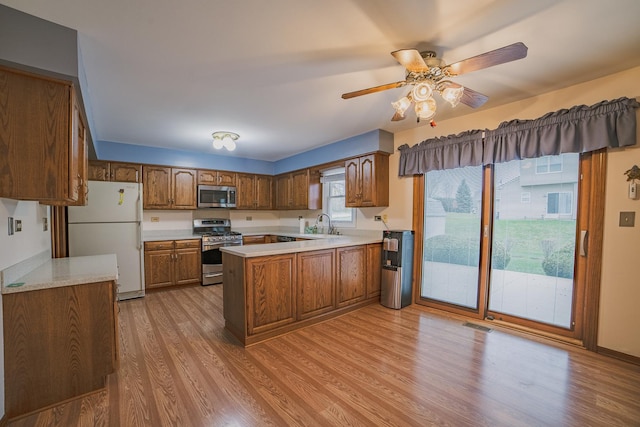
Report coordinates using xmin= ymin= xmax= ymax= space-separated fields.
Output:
xmin=237 ymin=173 xmax=272 ymax=210
xmin=255 ymin=175 xmax=273 ymax=209
xmin=143 ymin=166 xmax=196 ymax=209
xmin=345 ymin=153 xmax=389 ymax=207
xmin=197 ymin=169 xmax=236 ymax=186
xmin=0 ymin=66 xmax=88 ymax=204
xmin=88 ymin=161 xmax=141 ymax=183
xmin=171 ymin=168 xmax=197 ymax=209
xmin=275 ymin=174 xmax=292 ymax=209
xmin=275 ymin=168 xmax=320 ymax=210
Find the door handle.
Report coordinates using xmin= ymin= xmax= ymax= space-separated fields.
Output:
xmin=580 ymin=230 xmax=588 ymax=257
xmin=204 ymin=273 xmax=223 ymax=278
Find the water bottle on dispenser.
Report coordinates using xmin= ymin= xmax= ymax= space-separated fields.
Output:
xmin=381 ymin=230 xmax=414 ymax=309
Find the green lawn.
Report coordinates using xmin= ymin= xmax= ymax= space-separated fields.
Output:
xmin=442 ymin=213 xmax=576 ymax=275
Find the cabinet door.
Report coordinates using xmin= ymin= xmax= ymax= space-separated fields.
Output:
xmin=88 ymin=161 xmax=110 ymax=181
xmin=175 ymin=247 xmax=201 ymax=285
xmin=297 ymin=249 xmax=336 ymax=320
xmin=70 ymin=102 xmax=88 ymax=206
xmin=143 ymin=166 xmax=172 ymax=209
xmin=144 ymin=248 xmax=174 ymax=289
xmin=336 ymin=246 xmax=367 ymax=307
xmin=0 ymin=67 xmax=73 ymax=202
xmin=236 ymin=173 xmax=256 ymax=209
xmin=291 ymin=169 xmax=309 ymax=209
xmin=255 ymin=175 xmax=273 ymax=209
xmin=246 ymin=254 xmax=296 ymax=334
xmin=171 ymin=168 xmax=197 ymax=209
xmin=111 ymin=162 xmax=141 ymax=183
xmin=344 ymin=158 xmax=360 ymax=207
xmin=366 ymin=243 xmax=382 ymax=298
xmin=358 ymin=154 xmax=376 ymax=206
xmin=197 ymin=169 xmax=218 ymax=185
xmin=275 ymin=174 xmax=292 ymax=209
xmin=217 ymin=171 xmax=236 ymax=186
xmin=243 ymin=235 xmax=268 ymax=245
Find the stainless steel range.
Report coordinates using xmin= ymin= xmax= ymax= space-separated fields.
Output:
xmin=193 ymin=218 xmax=242 ymax=286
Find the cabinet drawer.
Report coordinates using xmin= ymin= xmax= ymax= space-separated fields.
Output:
xmin=145 ymin=240 xmax=174 ymax=251
xmin=175 ymin=239 xmax=200 ymax=249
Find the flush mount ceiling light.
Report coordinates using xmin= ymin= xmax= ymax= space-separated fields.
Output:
xmin=212 ymin=131 xmax=239 ymax=151
xmin=341 ymin=42 xmax=528 ymax=124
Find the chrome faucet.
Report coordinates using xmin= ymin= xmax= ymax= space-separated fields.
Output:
xmin=316 ymin=213 xmax=337 ymax=235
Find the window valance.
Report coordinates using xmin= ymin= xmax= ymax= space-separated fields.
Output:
xmin=397 ymin=129 xmax=484 ymax=176
xmin=397 ymin=97 xmax=639 ymax=176
xmin=483 ymin=97 xmax=639 ymax=164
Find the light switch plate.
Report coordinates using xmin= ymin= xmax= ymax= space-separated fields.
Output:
xmin=619 ymin=211 xmax=635 ymax=227
xmin=8 ymin=217 xmax=14 ymax=235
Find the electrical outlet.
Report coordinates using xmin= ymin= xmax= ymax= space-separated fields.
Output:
xmin=246 ymin=216 xmax=252 ymax=221
xmin=382 ymin=214 xmax=388 ymax=222
xmin=15 ymin=220 xmax=22 ymax=232
xmin=374 ymin=215 xmax=382 ymax=221
xmin=150 ymin=217 xmax=160 ymax=222
xmin=43 ymin=217 xmax=48 ymax=231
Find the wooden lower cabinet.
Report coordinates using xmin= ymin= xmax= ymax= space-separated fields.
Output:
xmin=297 ymin=249 xmax=336 ymax=320
xmin=337 ymin=245 xmax=367 ymax=307
xmin=246 ymin=254 xmax=296 ymax=335
xmin=223 ymin=243 xmax=379 ymax=346
xmin=242 ymin=235 xmax=269 ymax=245
xmin=366 ymin=243 xmax=382 ymax=298
xmin=144 ymin=239 xmax=201 ymax=289
xmin=3 ymin=281 xmax=118 ymax=419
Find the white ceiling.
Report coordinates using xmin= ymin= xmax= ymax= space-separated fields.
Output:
xmin=3 ymin=0 xmax=640 ymax=161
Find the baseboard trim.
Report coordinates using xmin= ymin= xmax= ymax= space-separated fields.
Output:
xmin=597 ymin=346 xmax=640 ymax=366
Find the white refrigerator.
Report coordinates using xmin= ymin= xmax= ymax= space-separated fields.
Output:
xmin=68 ymin=181 xmax=145 ymax=300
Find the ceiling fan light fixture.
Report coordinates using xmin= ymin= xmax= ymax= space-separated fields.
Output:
xmin=414 ymin=98 xmax=437 ymax=120
xmin=391 ymin=96 xmax=411 ymax=116
xmin=412 ymin=82 xmax=433 ymax=102
xmin=212 ymin=131 xmax=239 ymax=151
xmin=439 ymin=81 xmax=464 ymax=108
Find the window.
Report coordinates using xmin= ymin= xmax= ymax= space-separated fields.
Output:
xmin=547 ymin=191 xmax=573 ymax=215
xmin=322 ymin=168 xmax=355 ymax=227
xmin=536 ymin=155 xmax=563 ymax=174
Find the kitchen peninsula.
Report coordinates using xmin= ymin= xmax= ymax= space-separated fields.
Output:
xmin=221 ymin=234 xmax=383 ymax=346
xmin=1 ymin=255 xmax=119 ymax=418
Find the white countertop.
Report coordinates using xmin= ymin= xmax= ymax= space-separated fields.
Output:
xmin=220 ymin=234 xmax=382 ymax=258
xmin=2 ymin=254 xmax=119 ymax=294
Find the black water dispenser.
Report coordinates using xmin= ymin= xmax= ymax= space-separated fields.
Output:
xmin=381 ymin=230 xmax=414 ymax=309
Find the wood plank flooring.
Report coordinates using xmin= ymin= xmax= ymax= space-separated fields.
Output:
xmin=8 ymin=284 xmax=640 ymax=426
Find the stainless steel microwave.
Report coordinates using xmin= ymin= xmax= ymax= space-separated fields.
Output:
xmin=197 ymin=185 xmax=236 ymax=208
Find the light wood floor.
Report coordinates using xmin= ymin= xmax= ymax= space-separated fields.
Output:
xmin=8 ymin=284 xmax=640 ymax=426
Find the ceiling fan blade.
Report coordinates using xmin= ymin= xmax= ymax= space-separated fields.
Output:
xmin=391 ymin=111 xmax=407 ymax=121
xmin=460 ymin=87 xmax=489 ymax=108
xmin=341 ymin=81 xmax=406 ymax=99
xmin=445 ymin=42 xmax=528 ymax=76
xmin=391 ymin=49 xmax=429 ymax=72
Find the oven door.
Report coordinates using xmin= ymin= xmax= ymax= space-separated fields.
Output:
xmin=201 ymin=241 xmax=241 ymax=285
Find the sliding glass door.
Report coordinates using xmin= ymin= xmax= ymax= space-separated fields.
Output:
xmin=488 ymin=154 xmax=579 ymax=328
xmin=421 ymin=166 xmax=483 ymax=310
xmin=418 ymin=153 xmax=586 ymax=337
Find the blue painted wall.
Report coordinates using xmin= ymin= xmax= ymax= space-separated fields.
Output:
xmin=97 ymin=140 xmax=275 ymax=175
xmin=96 ymin=129 xmax=394 ymax=176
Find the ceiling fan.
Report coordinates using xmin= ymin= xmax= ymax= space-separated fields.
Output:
xmin=341 ymin=42 xmax=528 ymax=124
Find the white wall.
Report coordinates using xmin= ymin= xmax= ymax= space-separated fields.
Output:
xmin=393 ymin=66 xmax=640 ymax=358
xmin=0 ymin=198 xmax=52 ymax=419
